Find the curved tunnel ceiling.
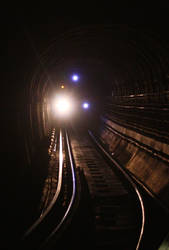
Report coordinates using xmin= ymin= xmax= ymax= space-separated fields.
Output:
xmin=28 ymin=24 xmax=169 ymax=106
xmin=5 ymin=18 xmax=169 ymax=163
xmin=22 ymin=23 xmax=169 ymax=168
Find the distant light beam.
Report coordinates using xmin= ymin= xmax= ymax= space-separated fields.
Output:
xmin=72 ymin=74 xmax=79 ymax=81
xmin=82 ymin=102 xmax=89 ymax=109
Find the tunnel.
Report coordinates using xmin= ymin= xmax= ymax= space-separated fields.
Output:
xmin=2 ymin=4 xmax=169 ymax=249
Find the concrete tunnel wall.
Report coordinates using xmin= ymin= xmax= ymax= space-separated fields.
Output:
xmin=97 ymin=117 xmax=169 ymax=209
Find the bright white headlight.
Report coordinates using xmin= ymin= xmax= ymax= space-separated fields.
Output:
xmin=56 ymin=98 xmax=69 ymax=113
xmin=52 ymin=95 xmax=73 ymax=117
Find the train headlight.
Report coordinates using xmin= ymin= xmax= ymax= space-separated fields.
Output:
xmin=52 ymin=95 xmax=73 ymax=117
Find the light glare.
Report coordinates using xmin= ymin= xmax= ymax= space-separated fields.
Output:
xmin=53 ymin=95 xmax=73 ymax=117
xmin=72 ymin=74 xmax=79 ymax=81
xmin=56 ymin=98 xmax=69 ymax=113
xmin=82 ymin=102 xmax=89 ymax=109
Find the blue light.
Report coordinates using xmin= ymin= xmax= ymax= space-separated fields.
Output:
xmin=82 ymin=102 xmax=89 ymax=109
xmin=72 ymin=74 xmax=79 ymax=82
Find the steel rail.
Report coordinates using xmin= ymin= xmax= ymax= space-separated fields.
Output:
xmin=88 ymin=130 xmax=145 ymax=250
xmin=40 ymin=129 xmax=77 ymax=248
xmin=23 ymin=129 xmax=64 ymax=238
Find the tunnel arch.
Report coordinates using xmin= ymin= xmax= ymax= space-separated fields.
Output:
xmin=25 ymin=24 xmax=169 ymax=167
xmin=2 ymin=15 xmax=169 ymax=248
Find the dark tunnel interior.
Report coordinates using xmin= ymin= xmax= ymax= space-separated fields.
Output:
xmin=2 ymin=3 xmax=169 ymax=249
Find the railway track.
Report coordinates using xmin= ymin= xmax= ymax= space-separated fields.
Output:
xmin=18 ymin=125 xmax=169 ymax=250
xmin=20 ymin=128 xmax=78 ymax=250
xmin=70 ymin=126 xmax=145 ymax=249
xmin=69 ymin=125 xmax=169 ymax=249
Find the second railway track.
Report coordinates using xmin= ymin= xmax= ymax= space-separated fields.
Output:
xmin=70 ymin=126 xmax=145 ymax=250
